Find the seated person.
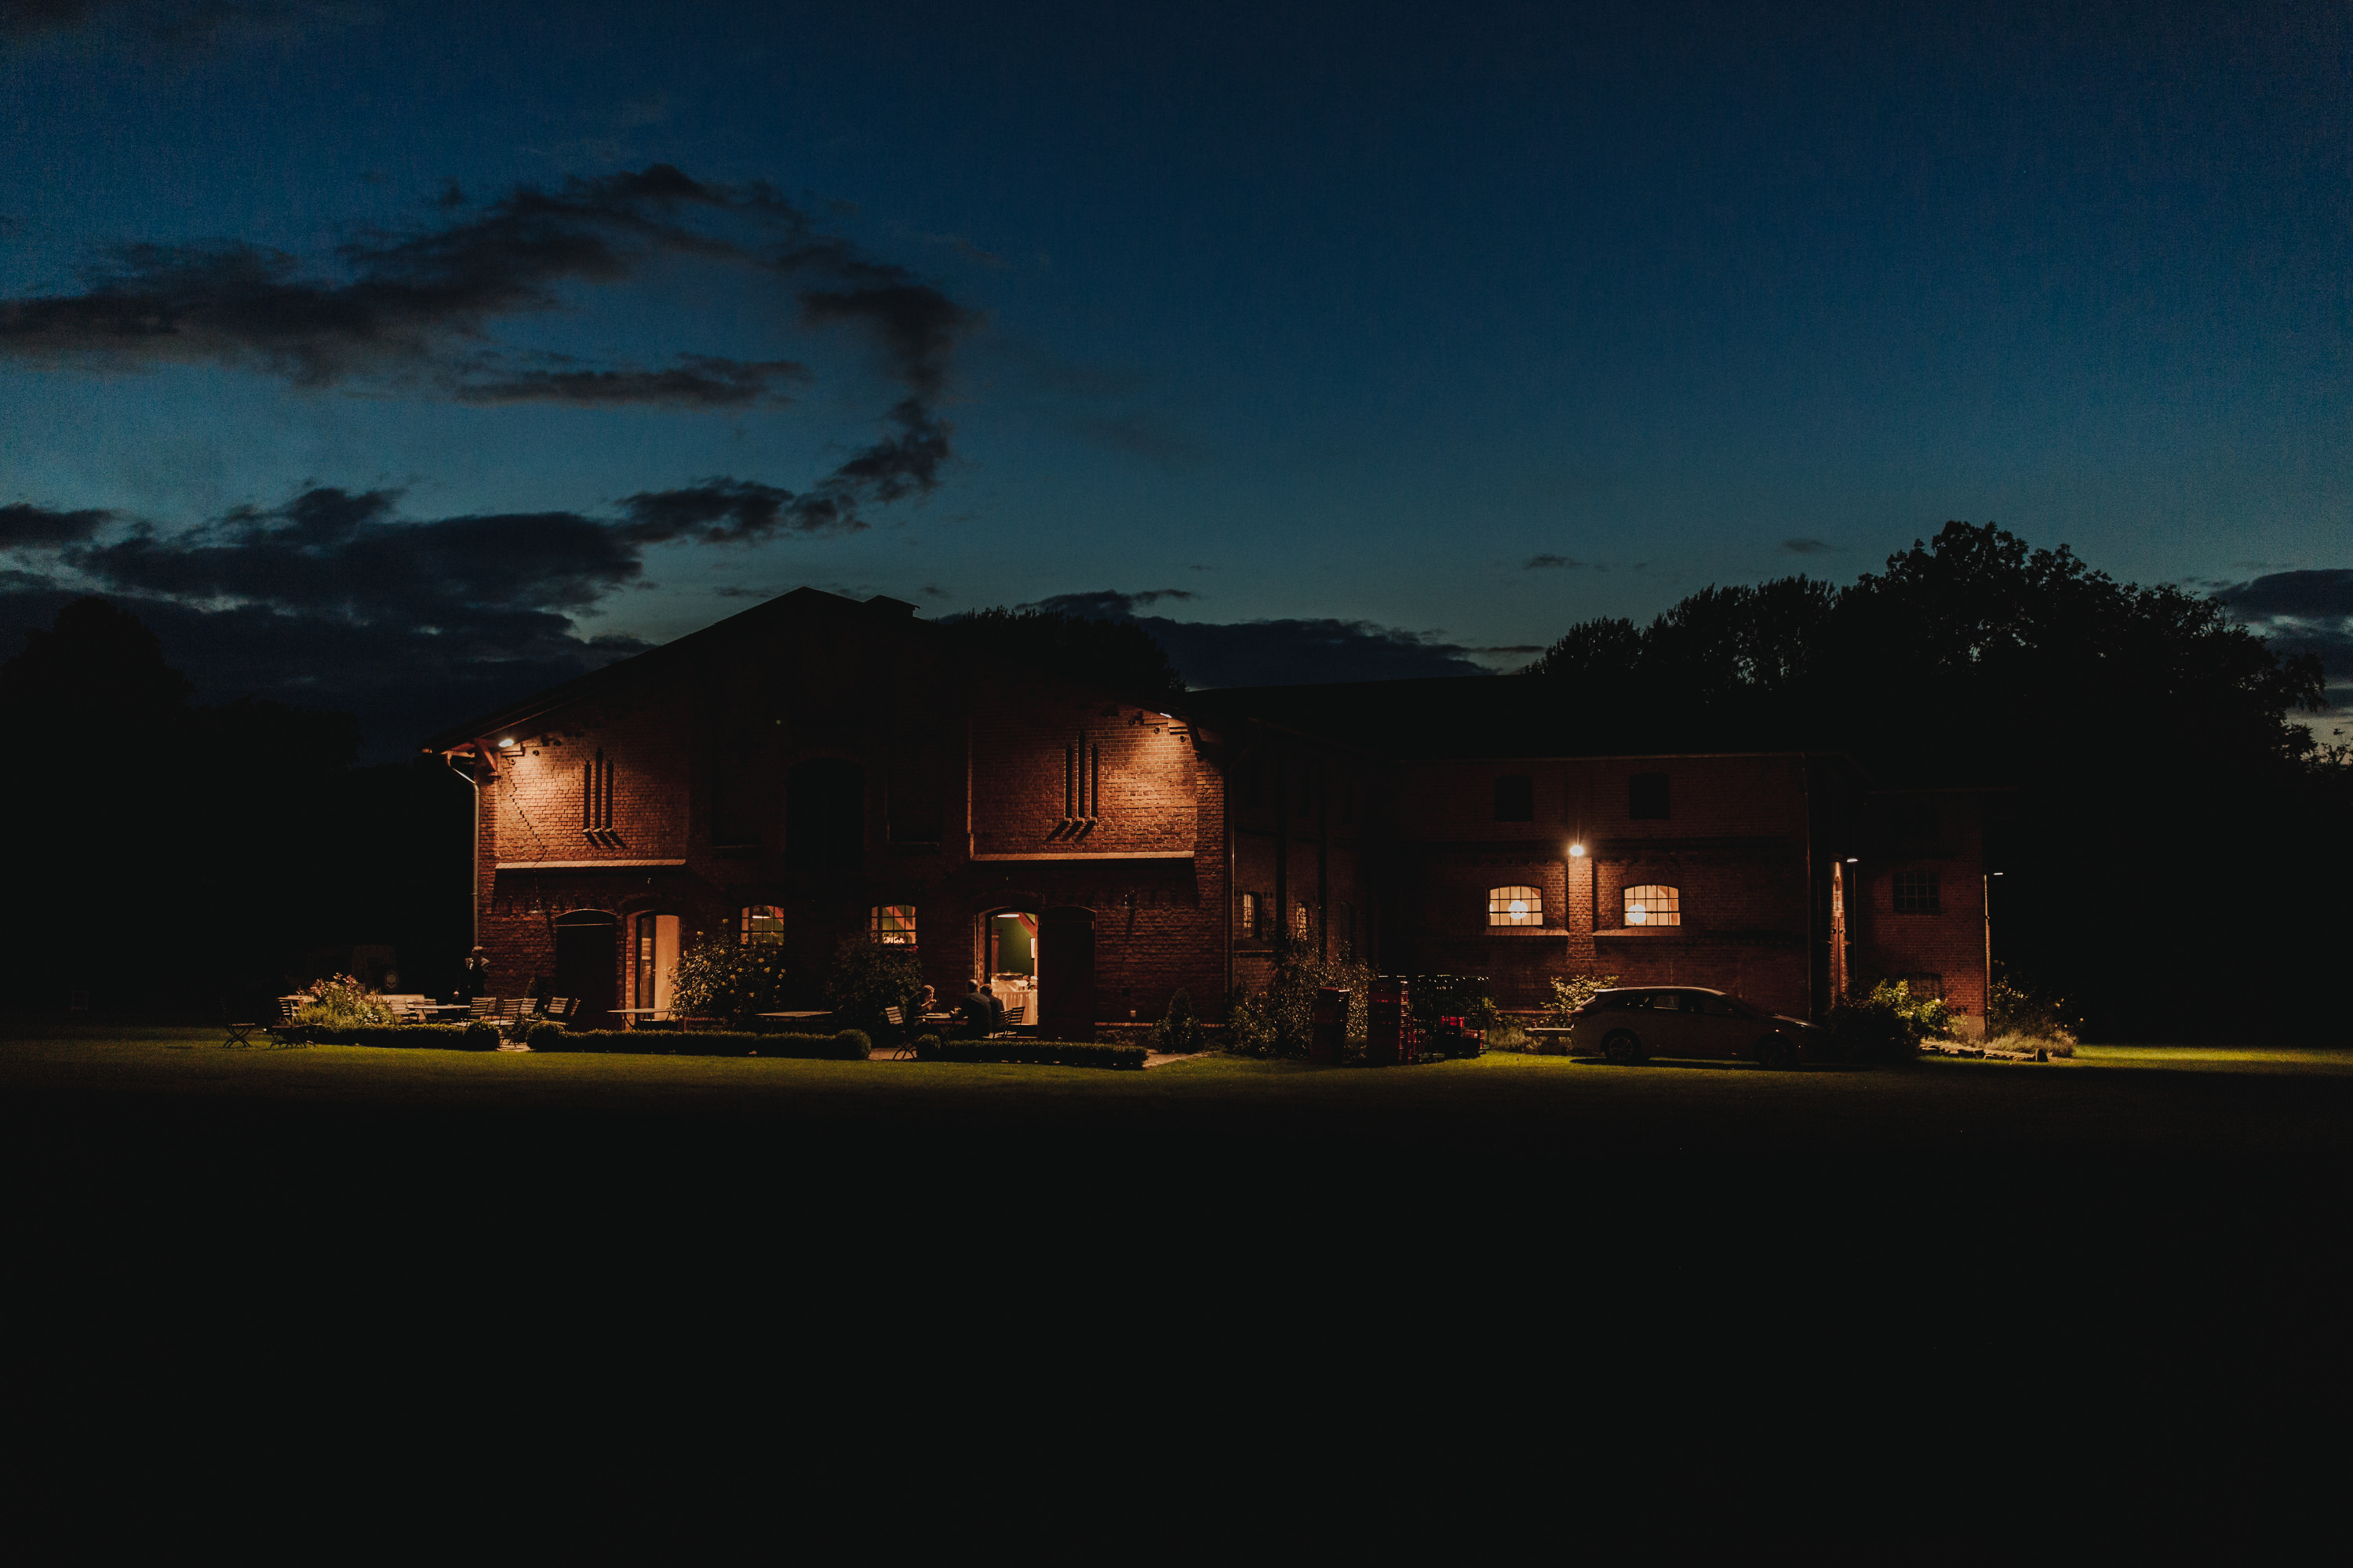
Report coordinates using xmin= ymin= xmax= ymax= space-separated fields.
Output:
xmin=918 ymin=984 xmax=939 ymax=1017
xmin=961 ymin=977 xmax=1006 ymax=1034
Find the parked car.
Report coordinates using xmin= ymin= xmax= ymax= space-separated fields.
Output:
xmin=1564 ymin=986 xmax=1818 ymax=1068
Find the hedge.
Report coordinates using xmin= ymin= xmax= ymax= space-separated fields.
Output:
xmin=916 ymin=1037 xmax=1146 ymax=1071
xmin=274 ymin=1022 xmax=501 ymax=1050
xmin=527 ymin=1027 xmax=871 ymax=1060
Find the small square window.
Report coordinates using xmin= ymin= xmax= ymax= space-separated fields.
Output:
xmin=740 ymin=905 xmax=785 ymax=945
xmin=1629 ymin=773 xmax=1670 ymax=820
xmin=1894 ymin=872 xmax=1940 ymax=914
xmin=870 ymin=904 xmax=918 ymax=945
xmin=1623 ymin=884 xmax=1681 ymax=926
xmin=1493 ymin=775 xmax=1534 ymax=821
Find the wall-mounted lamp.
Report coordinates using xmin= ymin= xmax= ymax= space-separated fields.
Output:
xmin=1568 ymin=842 xmax=1586 ymax=857
xmin=498 ymin=737 xmax=516 ymax=749
xmin=1844 ymin=857 xmax=1859 ymax=864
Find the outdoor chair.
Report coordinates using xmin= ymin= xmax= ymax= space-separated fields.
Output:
xmin=220 ymin=999 xmax=261 ymax=1049
xmin=277 ymin=997 xmax=303 ymax=1027
xmin=466 ymin=997 xmax=498 ymax=1023
xmin=882 ymin=1005 xmax=916 ymax=1059
xmin=1000 ymin=997 xmax=1025 ymax=1026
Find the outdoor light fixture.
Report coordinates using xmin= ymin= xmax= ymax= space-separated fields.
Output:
xmin=1568 ymin=842 xmax=1586 ymax=857
xmin=1845 ymin=857 xmax=1859 ymax=863
xmin=498 ymin=737 xmax=516 ymax=749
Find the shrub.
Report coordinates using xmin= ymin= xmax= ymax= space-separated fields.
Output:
xmin=1819 ymin=980 xmax=1952 ymax=1064
xmin=929 ymin=1039 xmax=1146 ymax=1070
xmin=911 ymin=1032 xmax=943 ymax=1060
xmin=823 ymin=940 xmax=926 ymax=1038
xmin=1148 ymin=989 xmax=1206 ymax=1054
xmin=1546 ymin=973 xmax=1621 ymax=1026
xmin=1988 ymin=962 xmax=2082 ymax=1047
xmin=669 ymin=936 xmax=792 ymax=1028
xmin=289 ymin=974 xmax=395 ymax=1029
xmin=1228 ymin=939 xmax=1373 ymax=1057
xmin=275 ymin=1022 xmax=499 ymax=1050
xmin=533 ymin=1028 xmax=872 ymax=1060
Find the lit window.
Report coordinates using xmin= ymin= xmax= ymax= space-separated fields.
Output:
xmin=741 ymin=904 xmax=785 ymax=944
xmin=1623 ymin=884 xmax=1681 ymax=927
xmin=870 ymin=904 xmax=917 ymax=945
xmin=1293 ymin=904 xmax=1312 ymax=939
xmin=1488 ymin=885 xmax=1543 ymax=927
xmin=1239 ymin=891 xmax=1258 ymax=937
xmin=1894 ymin=871 xmax=1940 ymax=914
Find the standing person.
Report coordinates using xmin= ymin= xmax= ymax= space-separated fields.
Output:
xmin=457 ymin=946 xmax=490 ymax=1002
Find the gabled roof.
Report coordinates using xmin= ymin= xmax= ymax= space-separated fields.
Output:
xmin=419 ymin=587 xmax=916 ymax=752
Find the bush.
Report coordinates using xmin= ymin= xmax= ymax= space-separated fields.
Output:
xmin=1228 ymin=939 xmax=1373 ymax=1057
xmin=1819 ymin=980 xmax=1952 ymax=1064
xmin=531 ymin=1028 xmax=871 ymax=1060
xmin=288 ymin=974 xmax=395 ymax=1029
xmin=1988 ymin=962 xmax=2082 ymax=1047
xmin=276 ymin=1022 xmax=501 ymax=1050
xmin=1546 ymin=972 xmax=1621 ymax=1026
xmin=927 ymin=1039 xmax=1146 ymax=1070
xmin=668 ymin=937 xmax=792 ymax=1028
xmin=823 ymin=940 xmax=926 ymax=1038
xmin=1148 ymin=989 xmax=1206 ymax=1054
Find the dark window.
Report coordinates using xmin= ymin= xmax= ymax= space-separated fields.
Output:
xmin=1494 ymin=775 xmax=1535 ymax=821
xmin=1597 ymin=991 xmax=1643 ymax=1011
xmin=1896 ymin=971 xmax=1944 ymax=999
xmin=785 ymin=758 xmax=864 ymax=870
xmin=1629 ymin=773 xmax=1670 ymax=819
xmin=1894 ymin=872 xmax=1941 ymax=914
xmin=888 ymin=742 xmax=942 ymax=844
xmin=711 ymin=733 xmax=764 ymax=848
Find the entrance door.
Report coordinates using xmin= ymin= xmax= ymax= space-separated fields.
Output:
xmin=553 ymin=911 xmax=620 ymax=1030
xmin=1036 ymin=906 xmax=1095 ymax=1041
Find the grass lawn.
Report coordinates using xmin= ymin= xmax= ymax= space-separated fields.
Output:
xmin=9 ymin=1025 xmax=2350 ymax=1542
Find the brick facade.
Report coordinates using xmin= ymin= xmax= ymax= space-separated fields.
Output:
xmin=427 ymin=590 xmax=1987 ymax=1035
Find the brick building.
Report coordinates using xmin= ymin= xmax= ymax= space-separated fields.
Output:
xmin=424 ymin=588 xmax=1987 ymax=1035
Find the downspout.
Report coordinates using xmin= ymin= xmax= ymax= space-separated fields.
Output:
xmin=446 ymin=751 xmax=482 ymax=948
xmin=1273 ymin=738 xmax=1288 ymax=945
xmin=1317 ymin=757 xmax=1329 ymax=960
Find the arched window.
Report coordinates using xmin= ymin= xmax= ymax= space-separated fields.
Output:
xmin=1489 ymin=886 xmax=1543 ymax=927
xmin=1623 ymin=884 xmax=1680 ymax=927
xmin=870 ymin=904 xmax=918 ymax=945
xmin=741 ymin=904 xmax=785 ymax=945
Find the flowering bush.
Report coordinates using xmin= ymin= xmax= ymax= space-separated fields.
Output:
xmin=1546 ymin=972 xmax=1621 ymax=1025
xmin=1227 ymin=939 xmax=1372 ymax=1057
xmin=290 ymin=974 xmax=395 ymax=1028
xmin=669 ymin=937 xmax=792 ymax=1026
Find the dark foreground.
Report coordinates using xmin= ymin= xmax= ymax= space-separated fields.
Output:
xmin=5 ymin=1029 xmax=2349 ymax=1547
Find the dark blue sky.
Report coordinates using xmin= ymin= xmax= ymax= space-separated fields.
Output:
xmin=2 ymin=0 xmax=2347 ymax=752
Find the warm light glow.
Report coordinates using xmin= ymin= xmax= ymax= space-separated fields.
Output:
xmin=1844 ymin=856 xmax=1858 ymax=863
xmin=498 ymin=737 xmax=516 ymax=749
xmin=1568 ymin=842 xmax=1586 ymax=857
xmin=1627 ymin=902 xmax=1648 ymax=925
xmin=1509 ymin=899 xmax=1527 ymax=917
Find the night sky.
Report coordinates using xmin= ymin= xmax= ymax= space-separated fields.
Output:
xmin=3 ymin=1 xmax=2347 ymax=756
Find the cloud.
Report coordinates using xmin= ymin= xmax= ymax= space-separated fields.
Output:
xmin=1522 ymin=554 xmax=1585 ymax=570
xmin=0 ymin=162 xmax=977 ymax=522
xmin=2213 ymin=569 xmax=2353 ymax=684
xmin=452 ymin=354 xmax=809 ymax=408
xmin=0 ymin=501 xmax=114 ymax=548
xmin=1781 ymin=538 xmax=1834 ymax=555
xmin=1029 ymin=589 xmax=1493 ymax=688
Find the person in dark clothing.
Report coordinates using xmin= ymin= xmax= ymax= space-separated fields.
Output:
xmin=457 ymin=947 xmax=490 ymax=1002
xmin=963 ymin=977 xmax=1005 ymax=1035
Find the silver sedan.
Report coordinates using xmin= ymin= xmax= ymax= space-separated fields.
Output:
xmin=1565 ymin=986 xmax=1817 ymax=1068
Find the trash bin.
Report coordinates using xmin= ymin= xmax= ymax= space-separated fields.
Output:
xmin=1368 ymin=976 xmax=1408 ymax=1066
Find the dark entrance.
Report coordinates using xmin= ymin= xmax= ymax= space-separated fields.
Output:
xmin=1036 ymin=906 xmax=1096 ymax=1041
xmin=552 ymin=910 xmax=619 ymax=1029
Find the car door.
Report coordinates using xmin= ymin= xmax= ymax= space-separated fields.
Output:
xmin=1689 ymin=992 xmax=1750 ymax=1057
xmin=1637 ymin=991 xmax=1695 ymax=1057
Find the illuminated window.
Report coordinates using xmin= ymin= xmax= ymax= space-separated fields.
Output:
xmin=1894 ymin=871 xmax=1941 ymax=914
xmin=1239 ymin=891 xmax=1258 ymax=937
xmin=870 ymin=904 xmax=918 ymax=945
xmin=1493 ymin=776 xmax=1534 ymax=821
xmin=740 ymin=904 xmax=785 ymax=945
xmin=1623 ymin=884 xmax=1680 ymax=927
xmin=1293 ymin=903 xmax=1312 ymax=939
xmin=1488 ymin=885 xmax=1543 ymax=927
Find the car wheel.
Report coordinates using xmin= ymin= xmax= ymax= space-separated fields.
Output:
xmin=1602 ymin=1029 xmax=1644 ymax=1064
xmin=1755 ymin=1032 xmax=1794 ymax=1070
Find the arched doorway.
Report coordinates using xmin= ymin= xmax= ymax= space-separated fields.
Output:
xmin=1037 ymin=906 xmax=1096 ymax=1041
xmin=553 ymin=910 xmax=620 ymax=1029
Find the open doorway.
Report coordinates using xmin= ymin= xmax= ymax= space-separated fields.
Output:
xmin=983 ymin=910 xmax=1039 ymax=1026
xmin=553 ymin=910 xmax=619 ymax=1029
xmin=632 ymin=911 xmax=679 ymax=1022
